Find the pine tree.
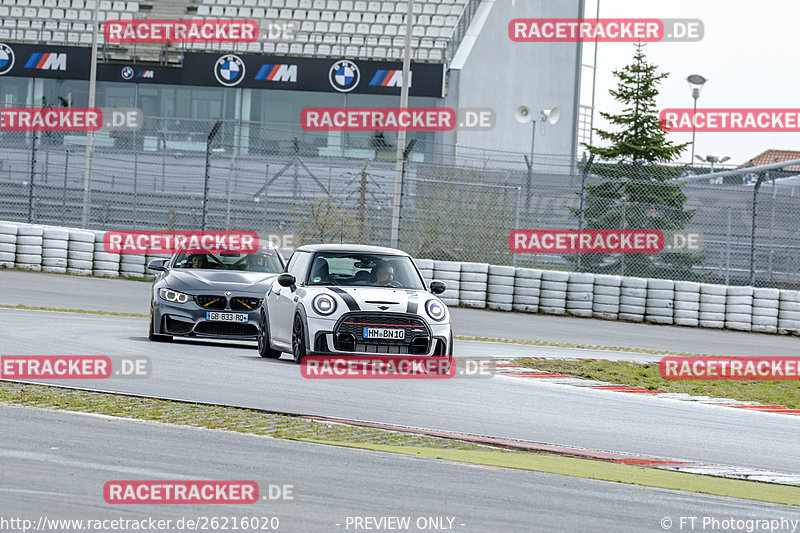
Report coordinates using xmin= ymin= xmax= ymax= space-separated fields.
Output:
xmin=573 ymin=43 xmax=704 ymax=279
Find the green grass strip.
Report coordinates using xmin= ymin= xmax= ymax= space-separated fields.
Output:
xmin=456 ymin=334 xmax=714 ymax=357
xmin=513 ymin=358 xmax=800 ymax=409
xmin=297 ymin=440 xmax=800 ymax=507
xmin=1 ymin=381 xmax=798 ymax=506
xmin=0 ymin=304 xmax=148 ymax=318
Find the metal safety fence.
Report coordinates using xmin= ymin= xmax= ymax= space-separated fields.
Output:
xmin=2 ymin=116 xmax=800 ymax=288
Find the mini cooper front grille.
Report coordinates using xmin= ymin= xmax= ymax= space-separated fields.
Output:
xmin=333 ymin=312 xmax=430 ymax=354
xmin=230 ymin=297 xmax=262 ymax=310
xmin=196 ymin=295 xmax=226 ymax=309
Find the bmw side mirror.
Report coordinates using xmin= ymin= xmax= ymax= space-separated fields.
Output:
xmin=429 ymin=280 xmax=446 ymax=294
xmin=278 ymin=273 xmax=296 ymax=289
xmin=147 ymin=259 xmax=167 ymax=272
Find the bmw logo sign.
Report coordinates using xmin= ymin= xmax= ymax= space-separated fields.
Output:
xmin=121 ymin=66 xmax=134 ymax=80
xmin=214 ymin=54 xmax=245 ymax=87
xmin=329 ymin=59 xmax=360 ymax=93
xmin=0 ymin=43 xmax=15 ymax=76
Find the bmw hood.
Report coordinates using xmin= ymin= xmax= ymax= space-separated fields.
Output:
xmin=164 ymin=270 xmax=279 ymax=294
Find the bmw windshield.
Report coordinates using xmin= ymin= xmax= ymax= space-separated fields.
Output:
xmin=306 ymin=252 xmax=425 ymax=290
xmin=173 ymin=251 xmax=283 ymax=273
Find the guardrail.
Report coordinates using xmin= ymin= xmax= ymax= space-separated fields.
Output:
xmin=1 ymin=220 xmax=797 ymax=336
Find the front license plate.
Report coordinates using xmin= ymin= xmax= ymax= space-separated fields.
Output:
xmin=363 ymin=327 xmax=405 ymax=340
xmin=206 ymin=312 xmax=248 ymax=323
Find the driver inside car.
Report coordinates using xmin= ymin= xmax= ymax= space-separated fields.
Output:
xmin=373 ymin=261 xmax=394 ymax=284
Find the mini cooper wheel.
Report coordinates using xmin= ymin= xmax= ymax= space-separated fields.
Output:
xmin=258 ymin=309 xmax=282 ymax=359
xmin=292 ymin=314 xmax=307 ymax=364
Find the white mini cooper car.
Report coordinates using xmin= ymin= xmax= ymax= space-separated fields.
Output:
xmin=257 ymin=244 xmax=452 ymax=362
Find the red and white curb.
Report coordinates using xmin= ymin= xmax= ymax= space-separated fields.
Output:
xmin=493 ymin=358 xmax=800 ymax=416
xmin=302 ymin=415 xmax=800 ymax=487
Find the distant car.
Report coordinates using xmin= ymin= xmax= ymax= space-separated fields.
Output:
xmin=147 ymin=249 xmax=285 ymax=342
xmin=257 ymin=244 xmax=452 ymax=362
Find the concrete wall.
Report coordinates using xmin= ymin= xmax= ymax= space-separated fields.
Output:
xmin=442 ymin=0 xmax=583 ymax=168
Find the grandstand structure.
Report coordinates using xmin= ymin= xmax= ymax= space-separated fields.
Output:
xmin=0 ymin=0 xmax=584 ymax=166
xmin=0 ymin=0 xmax=468 ymax=63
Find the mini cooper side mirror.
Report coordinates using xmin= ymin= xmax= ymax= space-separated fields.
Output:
xmin=429 ymin=280 xmax=446 ymax=294
xmin=147 ymin=259 xmax=167 ymax=272
xmin=277 ymin=273 xmax=296 ymax=289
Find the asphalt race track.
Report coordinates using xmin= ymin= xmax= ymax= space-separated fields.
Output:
xmin=4 ymin=405 xmax=800 ymax=533
xmin=2 ymin=270 xmax=800 ymax=531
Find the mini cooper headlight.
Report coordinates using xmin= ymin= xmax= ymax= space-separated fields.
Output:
xmin=312 ymin=294 xmax=337 ymax=316
xmin=159 ymin=288 xmax=192 ymax=304
xmin=425 ymin=299 xmax=446 ymax=321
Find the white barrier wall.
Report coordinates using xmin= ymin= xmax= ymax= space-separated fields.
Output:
xmin=5 ymin=221 xmax=800 ymax=336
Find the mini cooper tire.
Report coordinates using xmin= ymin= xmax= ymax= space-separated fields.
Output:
xmin=292 ymin=315 xmax=307 ymax=364
xmin=258 ymin=310 xmax=282 ymax=359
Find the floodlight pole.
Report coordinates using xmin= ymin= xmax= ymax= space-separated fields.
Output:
xmin=390 ymin=0 xmax=414 ymax=249
xmin=80 ymin=0 xmax=100 ymax=227
xmin=202 ymin=120 xmax=223 ymax=231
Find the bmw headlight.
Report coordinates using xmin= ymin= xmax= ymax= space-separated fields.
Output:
xmin=159 ymin=288 xmax=192 ymax=304
xmin=312 ymin=294 xmax=337 ymax=316
xmin=425 ymin=299 xmax=446 ymax=321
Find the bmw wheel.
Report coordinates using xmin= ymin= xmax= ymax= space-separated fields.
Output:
xmin=291 ymin=314 xmax=307 ymax=364
xmin=258 ymin=309 xmax=282 ymax=359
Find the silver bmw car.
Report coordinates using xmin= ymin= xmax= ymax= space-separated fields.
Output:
xmin=147 ymin=249 xmax=285 ymax=342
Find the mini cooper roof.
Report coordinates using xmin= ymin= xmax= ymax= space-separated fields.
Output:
xmin=294 ymin=244 xmax=412 ymax=257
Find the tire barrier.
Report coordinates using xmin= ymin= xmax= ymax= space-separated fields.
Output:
xmin=778 ymin=289 xmax=800 ymax=335
xmin=725 ymin=285 xmax=753 ymax=332
xmin=0 ymin=222 xmax=17 ymax=269
xmin=593 ymin=274 xmax=621 ymax=320
xmin=619 ymin=277 xmax=647 ymax=322
xmin=487 ymin=264 xmax=515 ymax=312
xmin=15 ymin=224 xmax=43 ymax=272
xmin=416 ymin=258 xmax=434 ymax=286
xmin=3 ymin=220 xmax=800 ymax=336
xmin=459 ymin=262 xmax=489 ymax=309
xmin=673 ymin=281 xmax=700 ymax=327
xmin=540 ymin=270 xmax=568 ymax=315
xmin=92 ymin=230 xmax=121 ymax=278
xmin=566 ymin=272 xmax=594 ymax=318
xmin=67 ymin=228 xmax=95 ymax=276
xmin=699 ymin=283 xmax=726 ymax=329
xmin=513 ymin=267 xmax=541 ymax=313
xmin=645 ymin=278 xmax=674 ymax=325
xmin=433 ymin=260 xmax=460 ymax=307
xmin=752 ymin=288 xmax=779 ymax=334
xmin=41 ymin=225 xmax=69 ymax=274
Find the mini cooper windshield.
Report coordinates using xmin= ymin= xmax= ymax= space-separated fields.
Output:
xmin=306 ymin=252 xmax=426 ymax=290
xmin=173 ymin=251 xmax=284 ymax=273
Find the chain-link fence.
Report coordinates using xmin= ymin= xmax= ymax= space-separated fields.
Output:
xmin=2 ymin=116 xmax=800 ymax=287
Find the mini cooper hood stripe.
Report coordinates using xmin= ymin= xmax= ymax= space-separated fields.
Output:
xmin=328 ymin=287 xmax=361 ymax=311
xmin=323 ymin=287 xmax=419 ymax=313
